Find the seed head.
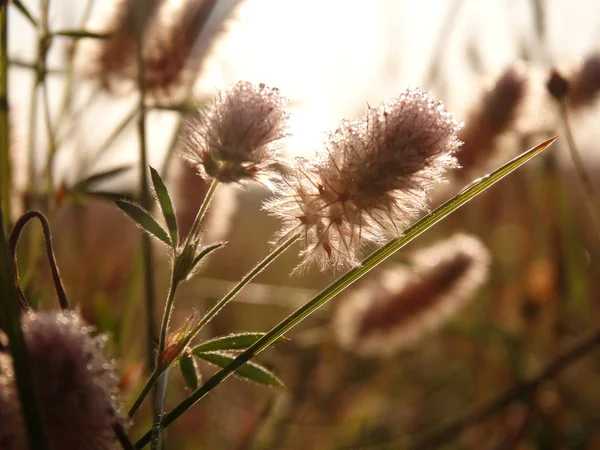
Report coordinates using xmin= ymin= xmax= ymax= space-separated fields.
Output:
xmin=333 ymin=234 xmax=490 ymax=357
xmin=566 ymin=53 xmax=600 ymax=110
xmin=0 ymin=311 xmax=124 ymax=449
xmin=265 ymin=88 xmax=461 ymax=271
xmin=180 ymin=81 xmax=290 ymax=184
xmin=457 ymin=64 xmax=528 ymax=177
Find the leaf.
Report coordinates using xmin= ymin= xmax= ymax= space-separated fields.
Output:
xmin=12 ymin=0 xmax=38 ymax=27
xmin=149 ymin=166 xmax=178 ymax=248
xmin=194 ymin=351 xmax=283 ymax=387
xmin=179 ymin=354 xmax=199 ymax=391
xmin=192 ymin=242 xmax=225 ymax=268
xmin=192 ymin=333 xmax=287 ymax=353
xmin=115 ymin=200 xmax=171 ymax=246
xmin=73 ymin=165 xmax=132 ymax=191
xmin=53 ymin=29 xmax=111 ymax=40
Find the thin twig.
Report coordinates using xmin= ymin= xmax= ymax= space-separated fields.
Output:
xmin=8 ymin=210 xmax=69 ymax=310
xmin=558 ymin=101 xmax=600 ymax=237
xmin=0 ymin=3 xmax=10 ymax=231
xmin=412 ymin=327 xmax=600 ymax=449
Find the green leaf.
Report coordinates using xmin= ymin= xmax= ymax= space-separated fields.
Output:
xmin=115 ymin=200 xmax=171 ymax=247
xmin=149 ymin=166 xmax=178 ymax=248
xmin=179 ymin=354 xmax=199 ymax=391
xmin=73 ymin=165 xmax=132 ymax=191
xmin=192 ymin=242 xmax=225 ymax=268
xmin=192 ymin=333 xmax=287 ymax=353
xmin=12 ymin=1 xmax=38 ymax=27
xmin=194 ymin=351 xmax=283 ymax=387
xmin=53 ymin=29 xmax=111 ymax=40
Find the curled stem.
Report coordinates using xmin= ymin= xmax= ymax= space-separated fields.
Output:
xmin=8 ymin=210 xmax=69 ymax=310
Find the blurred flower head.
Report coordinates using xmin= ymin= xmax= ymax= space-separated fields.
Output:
xmin=333 ymin=234 xmax=490 ymax=357
xmin=0 ymin=311 xmax=123 ymax=449
xmin=266 ymin=88 xmax=461 ymax=271
xmin=180 ymin=81 xmax=290 ymax=184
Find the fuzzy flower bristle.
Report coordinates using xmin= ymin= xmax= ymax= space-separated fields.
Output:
xmin=333 ymin=234 xmax=490 ymax=357
xmin=456 ymin=64 xmax=527 ymax=178
xmin=180 ymin=81 xmax=290 ymax=184
xmin=0 ymin=311 xmax=124 ymax=449
xmin=265 ymin=88 xmax=461 ymax=271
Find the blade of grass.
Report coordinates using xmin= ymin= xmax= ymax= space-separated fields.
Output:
xmin=134 ymin=136 xmax=558 ymax=448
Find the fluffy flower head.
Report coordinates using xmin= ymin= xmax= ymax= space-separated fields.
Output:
xmin=333 ymin=234 xmax=490 ymax=357
xmin=181 ymin=81 xmax=290 ymax=184
xmin=0 ymin=311 xmax=123 ymax=449
xmin=266 ymin=88 xmax=461 ymax=271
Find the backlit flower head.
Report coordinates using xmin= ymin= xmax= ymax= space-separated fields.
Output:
xmin=456 ymin=64 xmax=527 ymax=178
xmin=265 ymin=88 xmax=461 ymax=271
xmin=333 ymin=234 xmax=490 ymax=357
xmin=0 ymin=311 xmax=124 ymax=449
xmin=181 ymin=81 xmax=290 ymax=184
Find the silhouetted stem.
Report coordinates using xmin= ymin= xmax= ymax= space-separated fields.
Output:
xmin=0 ymin=4 xmax=9 ymax=231
xmin=8 ymin=210 xmax=69 ymax=310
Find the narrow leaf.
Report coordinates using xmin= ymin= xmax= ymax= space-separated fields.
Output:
xmin=192 ymin=333 xmax=287 ymax=353
xmin=179 ymin=354 xmax=199 ymax=390
xmin=194 ymin=351 xmax=283 ymax=387
xmin=73 ymin=165 xmax=132 ymax=191
xmin=12 ymin=0 xmax=38 ymax=27
xmin=53 ymin=29 xmax=111 ymax=40
xmin=192 ymin=242 xmax=225 ymax=268
xmin=149 ymin=166 xmax=178 ymax=248
xmin=115 ymin=200 xmax=171 ymax=246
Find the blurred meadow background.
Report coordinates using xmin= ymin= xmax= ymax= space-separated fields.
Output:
xmin=4 ymin=0 xmax=600 ymax=448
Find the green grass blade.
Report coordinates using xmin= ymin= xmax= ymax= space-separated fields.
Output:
xmin=192 ymin=333 xmax=287 ymax=353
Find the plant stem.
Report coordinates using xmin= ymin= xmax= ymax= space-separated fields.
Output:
xmin=412 ymin=327 xmax=600 ymax=449
xmin=0 ymin=187 xmax=47 ymax=449
xmin=128 ymin=367 xmax=161 ymax=417
xmin=8 ymin=210 xmax=69 ymax=310
xmin=181 ymin=233 xmax=299 ymax=350
xmin=157 ymin=275 xmax=179 ymax=359
xmin=129 ymin=232 xmax=298 ymax=419
xmin=134 ymin=136 xmax=558 ymax=448
xmin=558 ymin=101 xmax=600 ymax=237
xmin=0 ymin=4 xmax=9 ymax=231
xmin=134 ymin=0 xmax=158 ymax=378
xmin=185 ymin=178 xmax=218 ymax=245
xmin=151 ymin=368 xmax=170 ymax=450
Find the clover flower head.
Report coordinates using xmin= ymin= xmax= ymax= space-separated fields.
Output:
xmin=333 ymin=234 xmax=490 ymax=357
xmin=266 ymin=88 xmax=461 ymax=271
xmin=0 ymin=311 xmax=124 ymax=449
xmin=181 ymin=81 xmax=290 ymax=185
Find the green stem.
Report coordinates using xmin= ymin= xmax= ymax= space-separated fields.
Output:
xmin=157 ymin=275 xmax=179 ymax=359
xmin=128 ymin=368 xmax=161 ymax=418
xmin=129 ymin=231 xmax=297 ymax=420
xmin=134 ymin=136 xmax=557 ymax=448
xmin=0 ymin=4 xmax=9 ymax=232
xmin=181 ymin=232 xmax=299 ymax=350
xmin=185 ymin=178 xmax=219 ymax=245
xmin=0 ymin=183 xmax=47 ymax=449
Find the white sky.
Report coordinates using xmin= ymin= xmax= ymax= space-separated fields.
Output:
xmin=7 ymin=0 xmax=600 ymax=184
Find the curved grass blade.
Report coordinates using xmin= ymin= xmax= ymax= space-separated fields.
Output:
xmin=115 ymin=200 xmax=171 ymax=247
xmin=192 ymin=333 xmax=287 ymax=353
xmin=194 ymin=351 xmax=283 ymax=387
xmin=149 ymin=166 xmax=178 ymax=248
xmin=135 ymin=136 xmax=558 ymax=448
